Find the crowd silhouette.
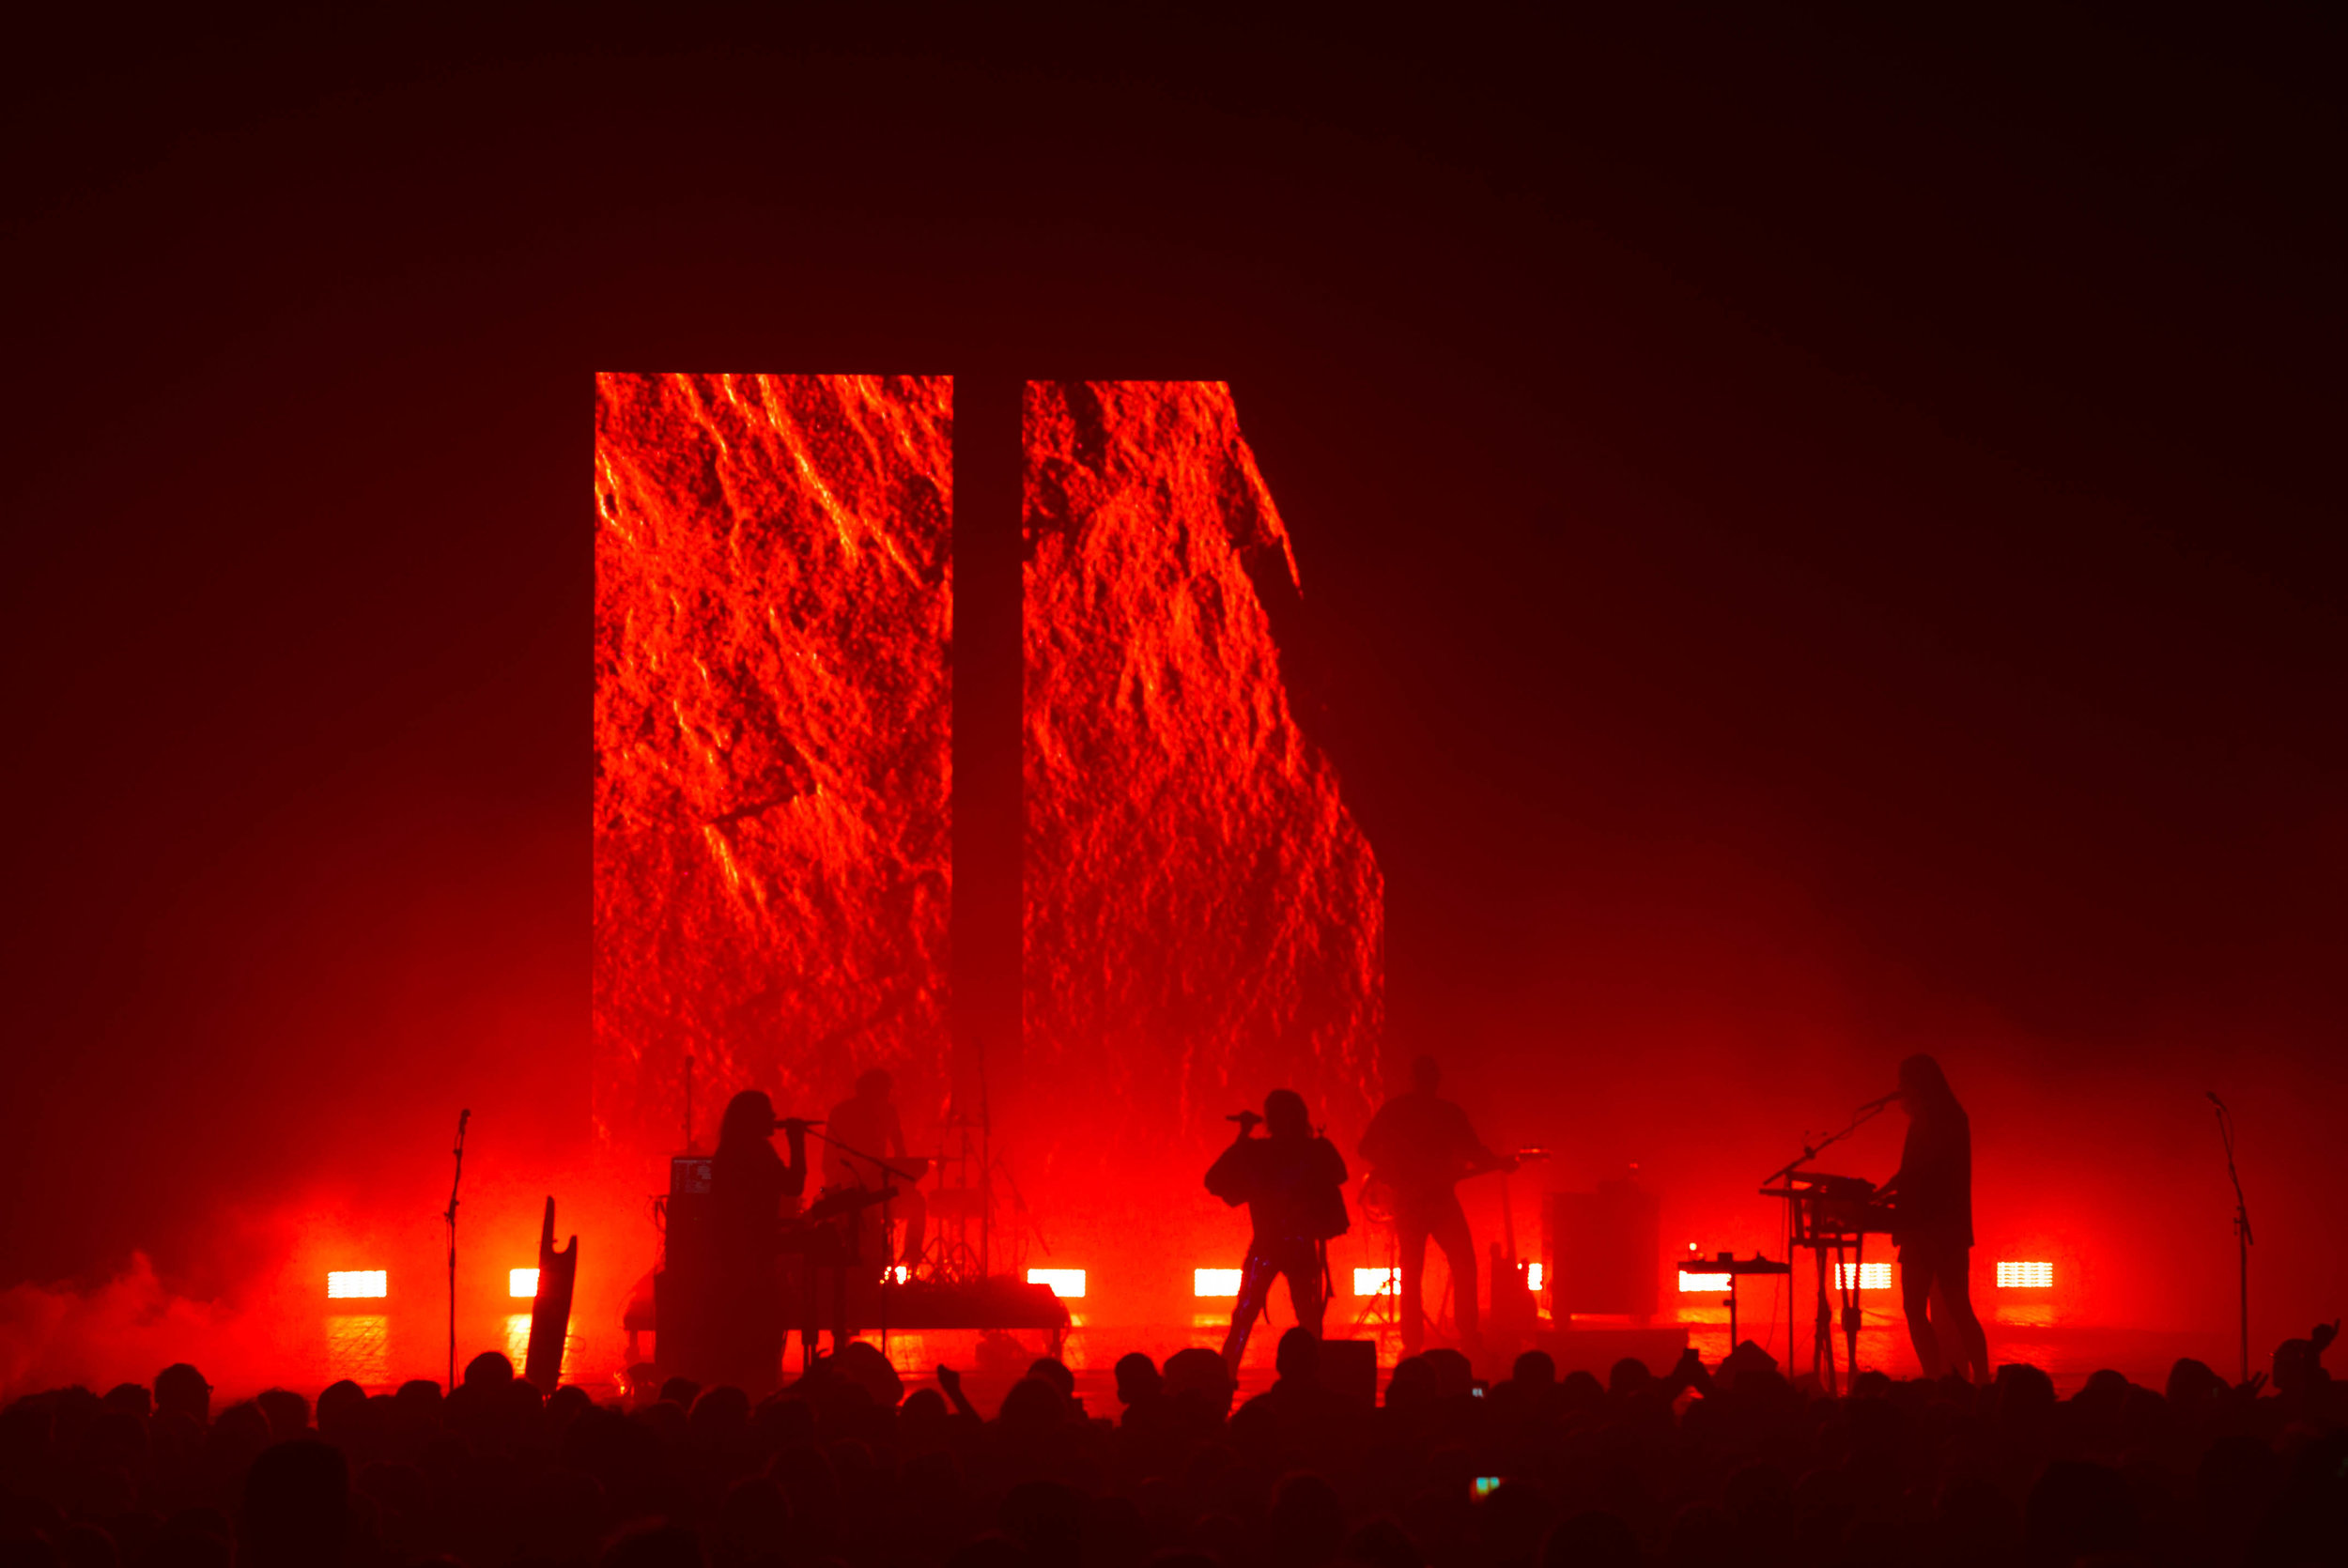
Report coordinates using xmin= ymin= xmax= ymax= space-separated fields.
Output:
xmin=3 ymin=1326 xmax=2342 ymax=1568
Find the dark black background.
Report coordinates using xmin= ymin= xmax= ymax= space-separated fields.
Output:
xmin=5 ymin=8 xmax=2340 ymax=1337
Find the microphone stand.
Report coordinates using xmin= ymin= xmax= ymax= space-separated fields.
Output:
xmin=1757 ymin=1099 xmax=1893 ymax=1191
xmin=443 ymin=1109 xmax=471 ymax=1391
xmin=804 ymin=1127 xmax=918 ymax=1352
xmin=2212 ymin=1097 xmax=2252 ymax=1383
xmin=1760 ymin=1099 xmax=1892 ymax=1386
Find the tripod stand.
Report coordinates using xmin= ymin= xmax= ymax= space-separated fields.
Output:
xmin=1348 ymin=1220 xmax=1403 ymax=1338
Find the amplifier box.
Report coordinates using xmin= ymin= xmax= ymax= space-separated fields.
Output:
xmin=1543 ymin=1179 xmax=1660 ymax=1320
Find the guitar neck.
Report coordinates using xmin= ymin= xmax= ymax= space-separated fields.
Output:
xmin=1500 ymin=1175 xmax=1517 ymax=1268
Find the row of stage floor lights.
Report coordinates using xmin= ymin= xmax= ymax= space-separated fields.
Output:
xmin=329 ymin=1267 xmax=1076 ymax=1302
xmin=1673 ymin=1262 xmax=2056 ymax=1292
xmin=325 ymin=1269 xmax=548 ymax=1301
xmin=1024 ymin=1262 xmax=2053 ymax=1301
xmin=328 ymin=1259 xmax=2058 ymax=1304
xmin=1186 ymin=1267 xmax=1544 ymax=1299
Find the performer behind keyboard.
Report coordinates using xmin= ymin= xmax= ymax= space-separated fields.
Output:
xmin=826 ymin=1068 xmax=927 ymax=1273
xmin=710 ymin=1090 xmax=810 ymax=1393
xmin=1878 ymin=1053 xmax=1989 ymax=1383
xmin=1206 ymin=1089 xmax=1350 ymax=1371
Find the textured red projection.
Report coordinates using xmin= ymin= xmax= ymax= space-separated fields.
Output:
xmin=594 ymin=374 xmax=953 ymax=1158
xmin=1022 ymin=381 xmax=1384 ymax=1178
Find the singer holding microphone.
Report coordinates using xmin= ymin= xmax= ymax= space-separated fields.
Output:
xmin=1876 ymin=1054 xmax=1989 ymax=1383
xmin=709 ymin=1090 xmax=811 ymax=1394
xmin=1205 ymin=1089 xmax=1351 ymax=1370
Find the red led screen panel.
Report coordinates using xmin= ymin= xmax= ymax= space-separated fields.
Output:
xmin=594 ymin=373 xmax=954 ymax=1157
xmin=1022 ymin=380 xmax=1384 ymax=1170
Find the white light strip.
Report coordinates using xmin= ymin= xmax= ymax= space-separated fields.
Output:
xmin=1027 ymin=1268 xmax=1086 ymax=1299
xmin=1194 ymin=1268 xmax=1242 ymax=1297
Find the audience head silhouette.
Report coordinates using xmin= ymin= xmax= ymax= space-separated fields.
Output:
xmin=1 ymin=1330 xmax=2336 ymax=1568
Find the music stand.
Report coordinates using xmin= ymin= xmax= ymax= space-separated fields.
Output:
xmin=1692 ymin=1253 xmax=1793 ymax=1353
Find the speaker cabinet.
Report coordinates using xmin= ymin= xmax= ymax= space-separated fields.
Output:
xmin=1543 ymin=1179 xmax=1660 ymax=1321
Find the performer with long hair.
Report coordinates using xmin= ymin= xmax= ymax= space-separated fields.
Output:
xmin=1878 ymin=1053 xmax=1989 ymax=1383
xmin=708 ymin=1089 xmax=808 ymax=1393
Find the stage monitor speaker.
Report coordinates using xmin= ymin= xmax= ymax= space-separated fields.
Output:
xmin=1317 ymin=1338 xmax=1380 ymax=1409
xmin=1543 ymin=1179 xmax=1660 ymax=1321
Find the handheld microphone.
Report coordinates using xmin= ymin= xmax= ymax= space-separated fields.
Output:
xmin=1859 ymin=1090 xmax=1902 ymax=1112
xmin=1226 ymin=1110 xmax=1261 ymax=1125
xmin=2205 ymin=1091 xmax=2227 ymax=1112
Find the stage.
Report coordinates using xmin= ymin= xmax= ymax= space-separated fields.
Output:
xmin=293 ymin=1301 xmax=2241 ymax=1407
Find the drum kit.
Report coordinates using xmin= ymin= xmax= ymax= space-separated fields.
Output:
xmin=809 ymin=1103 xmax=999 ymax=1288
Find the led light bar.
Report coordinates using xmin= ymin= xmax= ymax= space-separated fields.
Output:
xmin=1835 ymin=1262 xmax=1892 ymax=1290
xmin=1353 ymin=1267 xmax=1398 ymax=1297
xmin=1027 ymin=1268 xmax=1086 ymax=1299
xmin=1677 ymin=1269 xmax=1733 ymax=1293
xmin=1526 ymin=1263 xmax=1544 ymax=1292
xmin=1194 ymin=1268 xmax=1242 ymax=1297
xmin=1996 ymin=1260 xmax=2053 ymax=1288
xmin=509 ymin=1268 xmax=540 ymax=1299
xmin=327 ymin=1270 xmax=387 ymax=1299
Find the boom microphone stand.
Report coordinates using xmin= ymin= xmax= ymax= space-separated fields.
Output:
xmin=803 ymin=1125 xmax=917 ymax=1354
xmin=2209 ymin=1093 xmax=2252 ymax=1383
xmin=1760 ymin=1098 xmax=1892 ymax=1387
xmin=443 ymin=1108 xmax=471 ymax=1391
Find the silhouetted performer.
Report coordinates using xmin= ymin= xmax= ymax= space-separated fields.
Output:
xmin=826 ymin=1067 xmax=927 ymax=1272
xmin=1878 ymin=1053 xmax=1989 ymax=1383
xmin=1359 ymin=1054 xmax=1513 ymax=1355
xmin=1207 ymin=1089 xmax=1349 ymax=1371
xmin=709 ymin=1089 xmax=807 ymax=1394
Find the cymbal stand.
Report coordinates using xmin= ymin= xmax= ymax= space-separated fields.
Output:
xmin=931 ymin=1107 xmax=987 ymax=1284
xmin=1348 ymin=1226 xmax=1401 ymax=1338
xmin=2212 ymin=1095 xmax=2253 ymax=1384
xmin=442 ymin=1109 xmax=470 ymax=1392
xmin=993 ymin=1153 xmax=1046 ymax=1270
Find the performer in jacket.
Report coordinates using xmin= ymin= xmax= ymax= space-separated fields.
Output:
xmin=1207 ymin=1088 xmax=1349 ymax=1370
